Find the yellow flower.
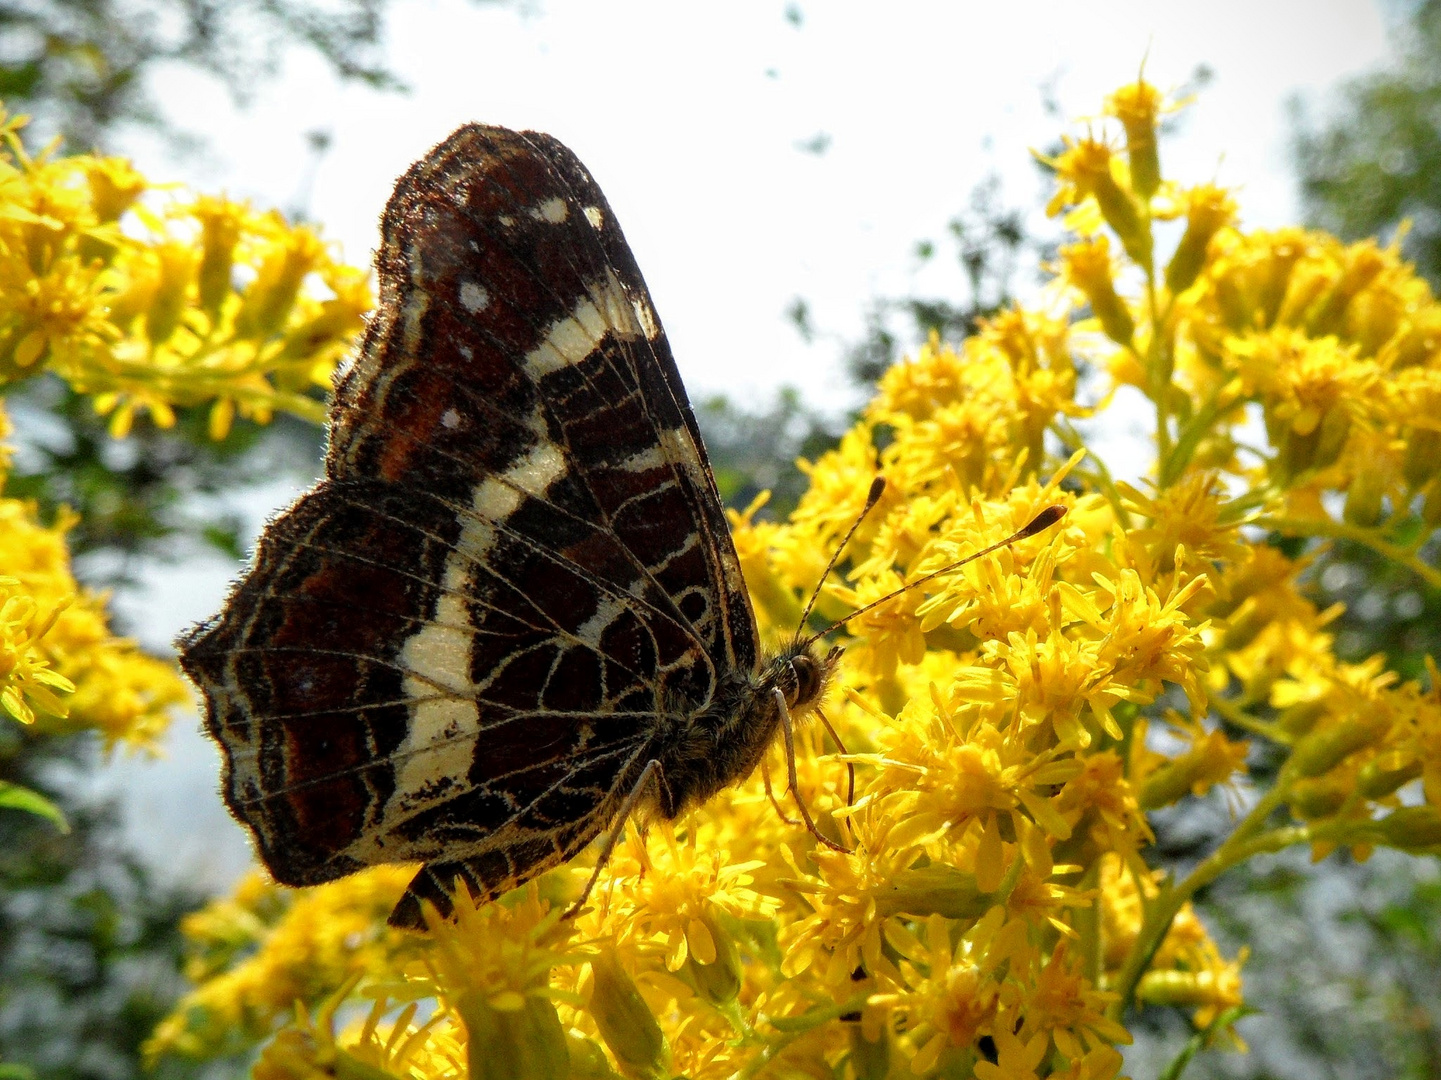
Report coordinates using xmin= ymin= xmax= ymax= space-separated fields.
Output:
xmin=868 ymin=908 xmax=1026 ymax=1074
xmin=145 ymin=867 xmax=414 ymax=1061
xmin=0 ymin=576 xmax=74 ymax=724
xmin=1120 ymin=472 xmax=1250 ymax=580
xmin=1 ymin=115 xmax=371 ymax=435
xmin=1023 ymin=941 xmax=1131 ymax=1060
xmin=584 ymin=819 xmax=778 ymax=972
xmin=1105 ymin=78 xmax=1170 ymax=199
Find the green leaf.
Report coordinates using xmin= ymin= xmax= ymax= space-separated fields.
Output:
xmin=0 ymin=780 xmax=70 ymax=833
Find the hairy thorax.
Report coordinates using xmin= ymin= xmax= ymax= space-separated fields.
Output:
xmin=652 ymin=640 xmax=840 ymax=819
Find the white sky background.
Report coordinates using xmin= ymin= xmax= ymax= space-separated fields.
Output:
xmin=100 ymin=0 xmax=1394 ymax=888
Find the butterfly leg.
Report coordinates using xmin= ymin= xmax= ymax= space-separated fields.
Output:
xmin=762 ymin=755 xmax=801 ymax=825
xmin=564 ymin=757 xmax=665 ymax=919
xmin=772 ymin=688 xmax=850 ymax=854
xmin=815 ymin=707 xmax=856 ymax=809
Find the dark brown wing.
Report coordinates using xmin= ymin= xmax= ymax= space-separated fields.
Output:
xmin=179 ymin=125 xmax=759 ymax=926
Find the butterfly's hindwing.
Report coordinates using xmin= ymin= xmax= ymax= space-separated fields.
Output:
xmin=179 ymin=124 xmax=767 ymax=925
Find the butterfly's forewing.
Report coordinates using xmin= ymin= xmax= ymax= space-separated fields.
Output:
xmin=179 ymin=126 xmax=761 ymax=926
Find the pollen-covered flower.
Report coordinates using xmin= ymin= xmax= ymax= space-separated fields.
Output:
xmin=867 ymin=908 xmax=1027 ymax=1074
xmin=584 ymin=819 xmax=778 ymax=972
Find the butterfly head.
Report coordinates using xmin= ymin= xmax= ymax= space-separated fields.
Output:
xmin=771 ymin=640 xmax=844 ymax=717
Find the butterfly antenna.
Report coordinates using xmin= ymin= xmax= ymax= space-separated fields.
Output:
xmin=802 ymin=504 xmax=1066 ymax=647
xmin=796 ymin=476 xmax=887 ymax=634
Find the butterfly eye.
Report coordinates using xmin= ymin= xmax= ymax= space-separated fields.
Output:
xmin=791 ymin=654 xmax=822 ymax=706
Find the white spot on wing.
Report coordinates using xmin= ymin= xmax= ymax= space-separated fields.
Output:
xmin=532 ymin=197 xmax=568 ymax=223
xmin=506 ymin=441 xmax=567 ymax=495
xmin=592 ymin=270 xmax=639 ymax=337
xmin=472 ymin=477 xmax=521 ymax=522
xmin=459 ymin=281 xmax=489 ymax=312
xmin=618 ymin=444 xmax=667 ymax=474
xmin=441 ymin=409 xmax=462 ymax=430
xmin=584 ymin=206 xmax=604 ymax=228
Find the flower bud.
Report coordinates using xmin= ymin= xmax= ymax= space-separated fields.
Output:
xmin=1342 ymin=466 xmax=1386 ymax=527
xmin=1165 ymin=186 xmax=1236 ymax=295
xmin=1305 ymin=243 xmax=1386 ymax=337
xmin=196 ymin=200 xmax=243 ymax=317
xmin=875 ymin=864 xmax=990 ymax=920
xmin=1137 ymin=967 xmax=1241 ymax=1012
xmin=1106 ymin=80 xmax=1163 ymax=200
xmin=1139 ymin=732 xmax=1248 ymax=810
xmin=1403 ymin=429 xmax=1441 ymax=489
xmin=86 ymin=158 xmax=146 ymax=223
xmin=1291 ymin=711 xmax=1392 ymax=778
xmin=1274 ymin=406 xmax=1351 ymax=481
xmin=1376 ymin=806 xmax=1441 ymax=852
xmin=1288 ymin=775 xmax=1349 ymax=819
xmin=146 ymin=244 xmax=195 ymax=347
xmin=1220 ymin=599 xmax=1268 ymax=653
xmin=254 ymin=1027 xmax=400 ymax=1080
xmin=1356 ymin=752 xmax=1422 ymax=800
xmin=236 ymin=228 xmax=321 ymax=340
xmin=1276 ymin=697 xmax=1329 ymax=738
xmin=1424 ymin=476 xmax=1441 ymax=527
xmin=1390 ymin=309 xmax=1441 ymax=370
xmin=848 ymin=1022 xmax=890 ymax=1080
xmin=589 ymin=950 xmax=667 ymax=1080
xmin=567 ymin=1034 xmax=623 ymax=1080
xmin=681 ymin=911 xmax=743 ymax=1006
xmin=1060 ymin=137 xmax=1152 ymax=266
xmin=1061 ymin=238 xmax=1134 ymax=345
xmin=459 ymin=991 xmax=571 ymax=1080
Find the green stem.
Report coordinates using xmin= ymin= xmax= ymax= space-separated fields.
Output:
xmin=1107 ymin=779 xmax=1292 ymax=1021
xmin=745 ymin=994 xmax=869 ymax=1078
xmin=1054 ymin=421 xmax=1133 ymax=530
xmin=1261 ymin=515 xmax=1441 ymax=592
xmin=1210 ymin=695 xmax=1283 ymax=742
xmin=1147 ymin=276 xmax=1172 ymax=470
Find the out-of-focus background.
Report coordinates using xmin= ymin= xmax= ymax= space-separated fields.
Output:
xmin=3 ymin=1 xmax=1439 ymax=1077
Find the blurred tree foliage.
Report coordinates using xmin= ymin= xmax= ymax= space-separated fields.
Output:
xmin=834 ymin=172 xmax=1044 ymax=388
xmin=0 ymin=0 xmax=402 ymax=150
xmin=0 ymin=729 xmax=212 ymax=1080
xmin=1293 ymin=0 xmax=1441 ymax=288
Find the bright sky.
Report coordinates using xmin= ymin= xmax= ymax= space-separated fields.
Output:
xmin=106 ymin=0 xmax=1394 ymax=887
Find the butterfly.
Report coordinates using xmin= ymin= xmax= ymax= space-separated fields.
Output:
xmin=177 ymin=124 xmax=850 ymax=929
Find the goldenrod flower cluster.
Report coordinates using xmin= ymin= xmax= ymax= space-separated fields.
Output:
xmin=152 ymin=80 xmax=1441 ymax=1079
xmin=0 ymin=106 xmax=370 ymax=436
xmin=0 ymin=399 xmax=184 ymax=750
